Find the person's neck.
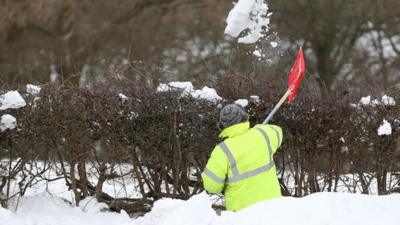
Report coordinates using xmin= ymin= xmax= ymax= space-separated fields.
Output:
xmin=219 ymin=121 xmax=250 ymax=138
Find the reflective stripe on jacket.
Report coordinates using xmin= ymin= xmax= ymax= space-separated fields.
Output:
xmin=201 ymin=121 xmax=283 ymax=211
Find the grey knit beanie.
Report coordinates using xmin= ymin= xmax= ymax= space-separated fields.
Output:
xmin=219 ymin=104 xmax=249 ymax=129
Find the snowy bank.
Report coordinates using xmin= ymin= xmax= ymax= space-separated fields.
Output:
xmin=131 ymin=192 xmax=400 ymax=225
xmin=1 ymin=191 xmax=400 ymax=225
xmin=0 ymin=193 xmax=130 ymax=225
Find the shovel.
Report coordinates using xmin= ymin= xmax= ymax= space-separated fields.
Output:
xmin=263 ymin=47 xmax=306 ymax=124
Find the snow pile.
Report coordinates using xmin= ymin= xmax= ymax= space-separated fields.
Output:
xmin=79 ymin=197 xmax=110 ymax=213
xmin=225 ymin=0 xmax=271 ymax=44
xmin=157 ymin=82 xmax=222 ymax=102
xmin=1 ymin=114 xmax=17 ymax=132
xmin=0 ymin=91 xmax=27 ymax=110
xmin=354 ymin=95 xmax=396 ymax=107
xmin=1 ymin=191 xmax=400 ymax=225
xmin=234 ymin=99 xmax=249 ymax=108
xmin=0 ymin=193 xmax=130 ymax=225
xmin=0 ymin=208 xmax=25 ymax=225
xmin=378 ymin=119 xmax=392 ymax=136
xmin=132 ymin=193 xmax=216 ymax=225
xmin=221 ymin=193 xmax=400 ymax=225
xmin=131 ymin=192 xmax=400 ymax=225
xmin=26 ymin=84 xmax=41 ymax=95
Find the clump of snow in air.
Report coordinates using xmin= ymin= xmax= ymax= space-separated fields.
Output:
xmin=1 ymin=114 xmax=17 ymax=132
xmin=225 ymin=0 xmax=271 ymax=44
xmin=270 ymin=41 xmax=278 ymax=48
xmin=157 ymin=82 xmax=222 ymax=102
xmin=128 ymin=111 xmax=139 ymax=120
xmin=49 ymin=65 xmax=60 ymax=85
xmin=378 ymin=119 xmax=392 ymax=136
xmin=0 ymin=91 xmax=27 ymax=110
xmin=122 ymin=59 xmax=130 ymax=65
xmin=119 ymin=93 xmax=128 ymax=103
xmin=253 ymin=49 xmax=263 ymax=58
xmin=234 ymin=99 xmax=249 ymax=108
xmin=26 ymin=84 xmax=41 ymax=95
xmin=354 ymin=95 xmax=396 ymax=107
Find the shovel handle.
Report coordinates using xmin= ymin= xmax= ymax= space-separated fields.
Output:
xmin=262 ymin=89 xmax=292 ymax=124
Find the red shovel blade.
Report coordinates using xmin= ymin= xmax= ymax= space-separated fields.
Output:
xmin=288 ymin=47 xmax=306 ymax=103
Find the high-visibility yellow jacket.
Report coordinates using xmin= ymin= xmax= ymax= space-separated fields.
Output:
xmin=201 ymin=121 xmax=283 ymax=211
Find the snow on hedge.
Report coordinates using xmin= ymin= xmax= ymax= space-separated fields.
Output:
xmin=1 ymin=114 xmax=17 ymax=132
xmin=225 ymin=0 xmax=271 ymax=44
xmin=234 ymin=99 xmax=249 ymax=108
xmin=352 ymin=95 xmax=396 ymax=107
xmin=250 ymin=95 xmax=260 ymax=102
xmin=157 ymin=82 xmax=222 ymax=102
xmin=191 ymin=87 xmax=222 ymax=102
xmin=378 ymin=119 xmax=392 ymax=136
xmin=0 ymin=91 xmax=27 ymax=110
xmin=157 ymin=82 xmax=194 ymax=93
xmin=26 ymin=84 xmax=41 ymax=95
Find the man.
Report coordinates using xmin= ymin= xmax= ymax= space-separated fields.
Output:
xmin=202 ymin=104 xmax=283 ymax=212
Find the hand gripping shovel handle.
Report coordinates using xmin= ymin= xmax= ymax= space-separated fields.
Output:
xmin=262 ymin=88 xmax=292 ymax=124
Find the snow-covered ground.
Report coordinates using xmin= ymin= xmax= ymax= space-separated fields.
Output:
xmin=1 ymin=191 xmax=399 ymax=225
xmin=1 ymin=84 xmax=399 ymax=225
xmin=0 ymin=160 xmax=398 ymax=225
xmin=0 ymin=193 xmax=131 ymax=225
xmin=132 ymin=192 xmax=400 ymax=225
